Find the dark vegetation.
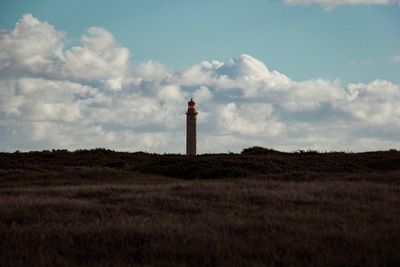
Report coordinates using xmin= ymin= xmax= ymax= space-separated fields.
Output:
xmin=1 ymin=147 xmax=400 ymax=266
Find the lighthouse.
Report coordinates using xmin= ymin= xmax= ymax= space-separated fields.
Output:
xmin=186 ymin=98 xmax=198 ymax=156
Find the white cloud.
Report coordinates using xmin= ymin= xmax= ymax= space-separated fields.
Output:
xmin=158 ymin=85 xmax=184 ymax=103
xmin=62 ymin=27 xmax=130 ymax=82
xmin=134 ymin=61 xmax=170 ymax=81
xmin=214 ymin=55 xmax=291 ymax=96
xmin=391 ymin=55 xmax=400 ymax=63
xmin=175 ymin=60 xmax=223 ymax=86
xmin=0 ymin=14 xmax=64 ymax=73
xmin=338 ymin=80 xmax=400 ymax=125
xmin=0 ymin=80 xmax=24 ymax=116
xmin=219 ymin=103 xmax=284 ymax=137
xmin=0 ymin=14 xmax=399 ymax=153
xmin=0 ymin=13 xmax=130 ymax=90
xmin=193 ymin=86 xmax=213 ymax=102
xmin=283 ymin=0 xmax=400 ymax=8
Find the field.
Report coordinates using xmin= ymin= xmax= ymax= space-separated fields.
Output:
xmin=1 ymin=148 xmax=400 ymax=266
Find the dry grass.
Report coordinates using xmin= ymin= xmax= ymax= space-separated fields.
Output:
xmin=1 ymin=149 xmax=400 ymax=266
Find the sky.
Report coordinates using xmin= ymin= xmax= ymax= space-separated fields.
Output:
xmin=0 ymin=0 xmax=399 ymax=153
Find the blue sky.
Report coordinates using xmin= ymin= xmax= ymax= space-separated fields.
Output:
xmin=0 ymin=0 xmax=399 ymax=153
xmin=1 ymin=0 xmax=399 ymax=84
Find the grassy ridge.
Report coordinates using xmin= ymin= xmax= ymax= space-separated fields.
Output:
xmin=1 ymin=148 xmax=400 ymax=266
xmin=1 ymin=147 xmax=400 ymax=181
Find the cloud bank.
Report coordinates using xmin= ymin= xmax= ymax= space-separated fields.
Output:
xmin=0 ymin=14 xmax=399 ymax=153
xmin=283 ymin=0 xmax=400 ymax=8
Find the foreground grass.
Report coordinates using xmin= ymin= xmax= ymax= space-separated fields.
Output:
xmin=1 ymin=149 xmax=400 ymax=266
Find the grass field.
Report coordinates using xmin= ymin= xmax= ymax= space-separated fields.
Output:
xmin=1 ymin=148 xmax=400 ymax=266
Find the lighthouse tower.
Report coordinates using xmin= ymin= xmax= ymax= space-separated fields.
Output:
xmin=186 ymin=98 xmax=198 ymax=156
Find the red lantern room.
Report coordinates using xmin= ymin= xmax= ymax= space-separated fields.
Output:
xmin=188 ymin=98 xmax=196 ymax=107
xmin=187 ymin=98 xmax=196 ymax=112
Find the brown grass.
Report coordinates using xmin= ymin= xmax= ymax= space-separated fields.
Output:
xmin=1 ymin=149 xmax=400 ymax=266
